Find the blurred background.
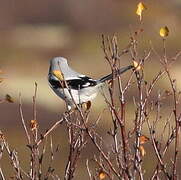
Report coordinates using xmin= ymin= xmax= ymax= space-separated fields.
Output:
xmin=0 ymin=0 xmax=181 ymax=179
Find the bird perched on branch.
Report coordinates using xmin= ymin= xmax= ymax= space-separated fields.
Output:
xmin=48 ymin=57 xmax=133 ymax=110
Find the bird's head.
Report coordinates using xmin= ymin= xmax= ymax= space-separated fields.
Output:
xmin=49 ymin=57 xmax=68 ymax=81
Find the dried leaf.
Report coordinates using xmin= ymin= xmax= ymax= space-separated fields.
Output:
xmin=0 ymin=78 xmax=4 ymax=83
xmin=30 ymin=120 xmax=38 ymax=131
xmin=99 ymin=171 xmax=106 ymax=180
xmin=5 ymin=94 xmax=14 ymax=103
xmin=85 ymin=101 xmax=91 ymax=111
xmin=133 ymin=61 xmax=141 ymax=71
xmin=159 ymin=26 xmax=169 ymax=38
xmin=136 ymin=2 xmax=147 ymax=20
xmin=108 ymin=80 xmax=113 ymax=86
xmin=139 ymin=135 xmax=149 ymax=144
xmin=0 ymin=132 xmax=5 ymax=141
xmin=83 ymin=101 xmax=92 ymax=111
xmin=52 ymin=70 xmax=64 ymax=81
xmin=139 ymin=145 xmax=146 ymax=157
xmin=165 ymin=90 xmax=172 ymax=96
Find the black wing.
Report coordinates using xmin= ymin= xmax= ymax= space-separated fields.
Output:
xmin=49 ymin=75 xmax=97 ymax=90
xmin=67 ymin=76 xmax=97 ymax=90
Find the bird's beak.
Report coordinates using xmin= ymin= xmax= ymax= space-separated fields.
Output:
xmin=52 ymin=70 xmax=64 ymax=81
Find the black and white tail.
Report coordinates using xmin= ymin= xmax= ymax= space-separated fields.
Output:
xmin=98 ymin=65 xmax=133 ymax=83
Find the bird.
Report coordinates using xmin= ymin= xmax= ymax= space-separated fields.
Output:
xmin=48 ymin=57 xmax=134 ymax=110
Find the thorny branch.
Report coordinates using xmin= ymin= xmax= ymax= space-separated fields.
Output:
xmin=0 ymin=33 xmax=181 ymax=180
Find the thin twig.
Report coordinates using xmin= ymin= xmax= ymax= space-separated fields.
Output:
xmin=19 ymin=93 xmax=31 ymax=145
